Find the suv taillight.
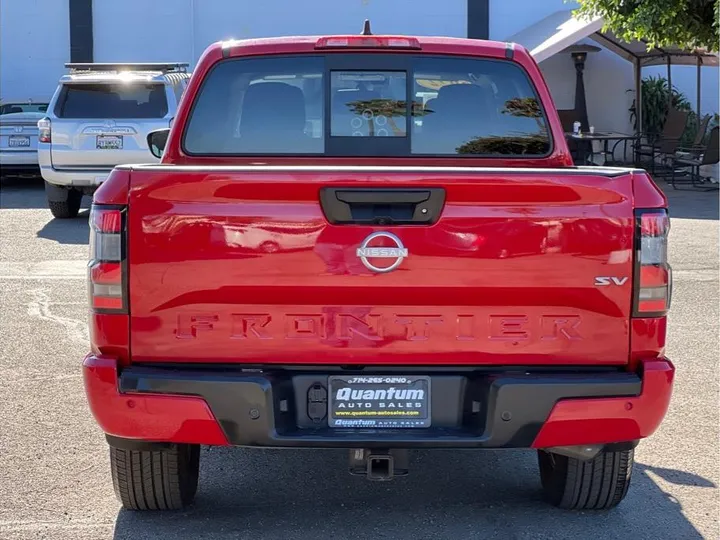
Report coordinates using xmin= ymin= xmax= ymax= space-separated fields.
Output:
xmin=89 ymin=205 xmax=126 ymax=312
xmin=38 ymin=117 xmax=51 ymax=143
xmin=634 ymin=209 xmax=671 ymax=317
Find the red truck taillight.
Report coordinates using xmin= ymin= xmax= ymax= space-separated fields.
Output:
xmin=89 ymin=205 xmax=126 ymax=312
xmin=634 ymin=209 xmax=671 ymax=317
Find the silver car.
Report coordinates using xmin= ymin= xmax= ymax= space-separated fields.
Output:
xmin=38 ymin=63 xmax=190 ymax=218
xmin=0 ymin=99 xmax=50 ymax=176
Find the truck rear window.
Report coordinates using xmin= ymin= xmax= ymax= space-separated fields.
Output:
xmin=56 ymin=83 xmax=168 ymax=119
xmin=183 ymin=55 xmax=550 ymax=157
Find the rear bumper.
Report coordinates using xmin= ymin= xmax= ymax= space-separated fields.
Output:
xmin=39 ymin=164 xmax=112 ymax=187
xmin=0 ymin=150 xmax=38 ymax=168
xmin=83 ymin=356 xmax=674 ymax=449
xmin=37 ymin=148 xmax=111 ymax=187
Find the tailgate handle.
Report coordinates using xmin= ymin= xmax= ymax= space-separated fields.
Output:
xmin=320 ymin=188 xmax=446 ymax=225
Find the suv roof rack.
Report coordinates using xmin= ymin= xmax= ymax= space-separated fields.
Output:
xmin=65 ymin=63 xmax=189 ymax=73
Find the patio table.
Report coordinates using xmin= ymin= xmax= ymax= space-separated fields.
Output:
xmin=565 ymin=132 xmax=639 ymax=165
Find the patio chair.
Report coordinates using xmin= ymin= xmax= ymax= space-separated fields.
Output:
xmin=676 ymin=114 xmax=711 ymax=158
xmin=557 ymin=109 xmax=577 ymax=132
xmin=669 ymin=126 xmax=719 ymax=191
xmin=635 ymin=108 xmax=689 ymax=174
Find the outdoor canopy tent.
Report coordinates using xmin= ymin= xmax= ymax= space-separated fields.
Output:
xmin=507 ymin=10 xmax=719 ymax=130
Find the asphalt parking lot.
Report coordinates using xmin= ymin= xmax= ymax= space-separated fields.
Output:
xmin=0 ymin=175 xmax=718 ymax=539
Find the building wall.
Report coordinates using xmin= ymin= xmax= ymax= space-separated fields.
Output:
xmin=94 ymin=0 xmax=467 ymax=66
xmin=0 ymin=0 xmax=715 ymax=132
xmin=93 ymin=0 xmax=194 ymax=65
xmin=539 ymin=46 xmax=635 ymax=135
xmin=645 ymin=65 xmax=719 ymax=117
xmin=0 ymin=0 xmax=70 ymax=102
xmin=489 ymin=0 xmax=578 ymax=41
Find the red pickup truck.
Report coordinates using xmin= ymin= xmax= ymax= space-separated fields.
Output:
xmin=83 ymin=29 xmax=674 ymax=512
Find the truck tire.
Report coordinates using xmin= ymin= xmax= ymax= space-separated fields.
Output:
xmin=109 ymin=444 xmax=200 ymax=511
xmin=538 ymin=448 xmax=634 ymax=510
xmin=45 ymin=182 xmax=82 ymax=219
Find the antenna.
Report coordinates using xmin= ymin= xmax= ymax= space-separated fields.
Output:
xmin=361 ymin=19 xmax=372 ymax=36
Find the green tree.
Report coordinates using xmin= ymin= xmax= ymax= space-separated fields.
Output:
xmin=501 ymin=97 xmax=547 ymax=131
xmin=345 ymin=99 xmax=428 ymax=135
xmin=502 ymin=97 xmax=542 ymax=119
xmin=456 ymin=135 xmax=550 ymax=155
xmin=575 ymin=0 xmax=719 ymax=52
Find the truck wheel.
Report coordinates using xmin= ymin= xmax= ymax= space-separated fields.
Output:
xmin=538 ymin=448 xmax=634 ymax=510
xmin=109 ymin=444 xmax=200 ymax=511
xmin=45 ymin=182 xmax=82 ymax=219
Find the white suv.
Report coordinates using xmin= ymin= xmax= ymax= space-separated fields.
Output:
xmin=38 ymin=63 xmax=190 ymax=218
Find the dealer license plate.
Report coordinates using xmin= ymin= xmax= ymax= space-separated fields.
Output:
xmin=96 ymin=135 xmax=123 ymax=150
xmin=328 ymin=375 xmax=431 ymax=428
xmin=8 ymin=135 xmax=30 ymax=147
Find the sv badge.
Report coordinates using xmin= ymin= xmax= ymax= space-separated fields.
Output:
xmin=595 ymin=276 xmax=629 ymax=286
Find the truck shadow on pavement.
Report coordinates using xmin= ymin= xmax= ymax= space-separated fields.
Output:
xmin=36 ymin=208 xmax=91 ymax=244
xmin=113 ymin=448 xmax=712 ymax=540
xmin=0 ymin=175 xmax=46 ymax=209
xmin=1 ymin=177 xmax=91 ymax=237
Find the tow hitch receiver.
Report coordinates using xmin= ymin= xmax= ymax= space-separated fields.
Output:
xmin=349 ymin=449 xmax=409 ymax=481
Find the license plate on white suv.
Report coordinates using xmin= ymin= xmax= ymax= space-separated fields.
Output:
xmin=96 ymin=135 xmax=123 ymax=150
xmin=328 ymin=375 xmax=431 ymax=428
xmin=8 ymin=135 xmax=30 ymax=147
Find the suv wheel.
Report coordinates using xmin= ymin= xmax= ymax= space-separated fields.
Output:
xmin=110 ymin=444 xmax=200 ymax=511
xmin=45 ymin=182 xmax=83 ymax=219
xmin=538 ymin=448 xmax=634 ymax=510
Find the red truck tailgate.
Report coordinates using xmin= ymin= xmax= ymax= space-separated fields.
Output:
xmin=127 ymin=166 xmax=634 ymax=366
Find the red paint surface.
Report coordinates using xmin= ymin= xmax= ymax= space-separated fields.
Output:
xmin=83 ymin=355 xmax=229 ymax=445
xmin=93 ymin=168 xmax=129 ymax=205
xmin=125 ymin=168 xmax=637 ymax=365
xmin=532 ymin=359 xmax=675 ymax=448
xmin=629 ymin=317 xmax=667 ymax=370
xmin=632 ymin=171 xmax=668 ymax=209
xmin=89 ymin=313 xmax=129 ymax=365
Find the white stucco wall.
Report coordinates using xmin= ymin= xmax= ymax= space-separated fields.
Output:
xmin=539 ymin=46 xmax=635 ymax=134
xmin=0 ymin=0 xmax=70 ymax=102
xmin=645 ymin=65 xmax=719 ymax=117
xmin=490 ymin=0 xmax=578 ymax=41
xmin=94 ymin=0 xmax=467 ymax=66
xmin=1 ymin=0 xmax=715 ymax=126
xmin=93 ymin=0 xmax=194 ymax=65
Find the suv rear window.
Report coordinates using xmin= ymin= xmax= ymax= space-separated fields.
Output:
xmin=183 ymin=55 xmax=550 ymax=157
xmin=0 ymin=103 xmax=48 ymax=115
xmin=55 ymin=83 xmax=168 ymax=119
